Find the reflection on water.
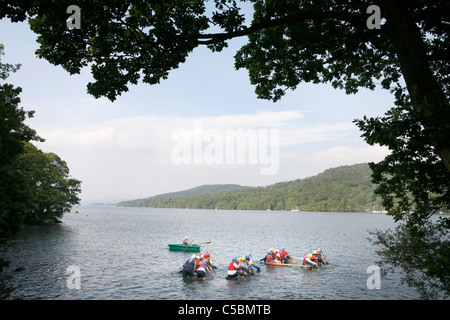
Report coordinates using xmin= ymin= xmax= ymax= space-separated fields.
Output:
xmin=1 ymin=206 xmax=421 ymax=299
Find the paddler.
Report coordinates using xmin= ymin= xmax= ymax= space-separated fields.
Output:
xmin=183 ymin=237 xmax=189 ymax=245
xmin=238 ymin=257 xmax=251 ymax=276
xmin=244 ymin=255 xmax=255 ymax=275
xmin=279 ymin=247 xmax=291 ymax=263
xmin=316 ymin=248 xmax=328 ymax=265
xmin=203 ymin=252 xmax=217 ymax=270
xmin=196 ymin=262 xmax=215 ymax=280
xmin=227 ymin=258 xmax=241 ymax=279
xmin=194 ymin=255 xmax=203 ymax=272
xmin=182 ymin=254 xmax=196 ymax=277
xmin=303 ymin=253 xmax=318 ymax=269
xmin=264 ymin=250 xmax=274 ymax=263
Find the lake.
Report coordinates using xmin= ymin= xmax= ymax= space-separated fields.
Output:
xmin=1 ymin=206 xmax=421 ymax=300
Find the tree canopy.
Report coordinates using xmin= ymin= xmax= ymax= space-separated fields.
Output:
xmin=1 ymin=0 xmax=447 ymax=170
xmin=0 ymin=44 xmax=43 ymax=237
xmin=1 ymin=44 xmax=82 ymax=297
xmin=1 ymin=0 xmax=449 ymax=298
xmin=16 ymin=143 xmax=82 ymax=224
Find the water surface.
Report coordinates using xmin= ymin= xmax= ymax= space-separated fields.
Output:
xmin=1 ymin=206 xmax=421 ymax=300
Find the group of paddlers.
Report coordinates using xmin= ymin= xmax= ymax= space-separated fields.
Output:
xmin=262 ymin=247 xmax=292 ymax=264
xmin=262 ymin=247 xmax=328 ymax=268
xmin=226 ymin=255 xmax=260 ymax=279
xmin=300 ymin=249 xmax=328 ymax=268
xmin=181 ymin=247 xmax=328 ymax=280
xmin=181 ymin=252 xmax=217 ymax=280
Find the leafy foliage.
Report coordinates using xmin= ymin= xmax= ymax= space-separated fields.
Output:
xmin=0 ymin=45 xmax=43 ymax=237
xmin=355 ymin=103 xmax=450 ymax=226
xmin=370 ymin=220 xmax=450 ymax=299
xmin=354 ymin=80 xmax=449 ymax=300
xmin=1 ymin=45 xmax=82 ymax=297
xmin=16 ymin=143 xmax=82 ymax=224
xmin=118 ymin=184 xmax=251 ymax=207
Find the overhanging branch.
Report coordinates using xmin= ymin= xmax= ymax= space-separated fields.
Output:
xmin=195 ymin=10 xmax=365 ymax=45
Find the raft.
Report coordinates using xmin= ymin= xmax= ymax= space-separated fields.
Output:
xmin=264 ymin=262 xmax=311 ymax=268
xmin=168 ymin=244 xmax=201 ymax=252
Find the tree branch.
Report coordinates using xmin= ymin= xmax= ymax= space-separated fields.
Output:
xmin=196 ymin=10 xmax=365 ymax=45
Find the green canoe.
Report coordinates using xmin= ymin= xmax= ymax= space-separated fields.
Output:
xmin=168 ymin=244 xmax=201 ymax=252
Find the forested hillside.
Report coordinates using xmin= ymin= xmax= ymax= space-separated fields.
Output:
xmin=117 ymin=184 xmax=252 ymax=207
xmin=117 ymin=163 xmax=383 ymax=212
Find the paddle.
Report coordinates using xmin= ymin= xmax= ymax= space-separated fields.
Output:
xmin=192 ymin=241 xmax=211 ymax=245
xmin=249 ymin=254 xmax=261 ymax=271
xmin=183 ymin=239 xmax=195 ymax=252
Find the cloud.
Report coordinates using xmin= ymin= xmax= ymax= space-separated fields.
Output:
xmin=34 ymin=110 xmax=381 ymax=203
xmin=279 ymin=122 xmax=356 ymax=146
xmin=312 ymin=145 xmax=390 ymax=165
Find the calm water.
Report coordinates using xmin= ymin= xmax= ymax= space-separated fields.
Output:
xmin=1 ymin=206 xmax=421 ymax=300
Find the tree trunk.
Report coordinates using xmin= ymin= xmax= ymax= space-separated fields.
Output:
xmin=381 ymin=0 xmax=450 ymax=171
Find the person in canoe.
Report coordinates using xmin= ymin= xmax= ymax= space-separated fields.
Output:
xmin=196 ymin=262 xmax=215 ymax=280
xmin=183 ymin=237 xmax=189 ymax=245
xmin=182 ymin=254 xmax=197 ymax=278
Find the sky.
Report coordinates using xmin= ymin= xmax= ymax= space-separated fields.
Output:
xmin=0 ymin=14 xmax=394 ymax=205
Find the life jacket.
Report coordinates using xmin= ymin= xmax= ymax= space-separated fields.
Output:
xmin=279 ymin=251 xmax=285 ymax=260
xmin=228 ymin=262 xmax=241 ymax=270
xmin=266 ymin=254 xmax=273 ymax=262
xmin=197 ymin=265 xmax=206 ymax=273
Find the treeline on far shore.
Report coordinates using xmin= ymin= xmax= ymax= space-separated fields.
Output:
xmin=118 ymin=163 xmax=386 ymax=212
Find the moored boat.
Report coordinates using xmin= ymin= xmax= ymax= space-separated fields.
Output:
xmin=168 ymin=244 xmax=201 ymax=252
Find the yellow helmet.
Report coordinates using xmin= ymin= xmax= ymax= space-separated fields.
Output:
xmin=238 ymin=257 xmax=245 ymax=261
xmin=313 ymin=250 xmax=318 ymax=254
xmin=308 ymin=254 xmax=313 ymax=258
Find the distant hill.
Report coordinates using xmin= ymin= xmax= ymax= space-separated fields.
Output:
xmin=117 ymin=184 xmax=253 ymax=207
xmin=117 ymin=163 xmax=383 ymax=212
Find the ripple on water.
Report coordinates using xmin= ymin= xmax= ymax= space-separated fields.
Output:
xmin=0 ymin=208 xmax=423 ymax=300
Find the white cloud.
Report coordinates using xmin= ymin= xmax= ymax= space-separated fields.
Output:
xmin=312 ymin=145 xmax=390 ymax=165
xmin=33 ymin=110 xmax=384 ymax=203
